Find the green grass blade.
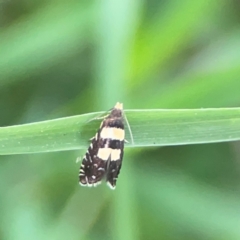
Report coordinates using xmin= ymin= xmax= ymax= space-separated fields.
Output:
xmin=1 ymin=108 xmax=240 ymax=155
xmin=0 ymin=2 xmax=95 ymax=85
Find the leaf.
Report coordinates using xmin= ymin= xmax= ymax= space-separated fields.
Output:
xmin=0 ymin=108 xmax=240 ymax=155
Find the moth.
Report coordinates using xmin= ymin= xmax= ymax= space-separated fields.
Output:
xmin=79 ymin=102 xmax=127 ymax=189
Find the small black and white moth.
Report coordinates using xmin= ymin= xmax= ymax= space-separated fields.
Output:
xmin=79 ymin=102 xmax=125 ymax=189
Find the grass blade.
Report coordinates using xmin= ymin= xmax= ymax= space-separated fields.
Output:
xmin=0 ymin=108 xmax=240 ymax=155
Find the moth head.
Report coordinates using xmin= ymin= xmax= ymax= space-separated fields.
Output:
xmin=114 ymin=102 xmax=123 ymax=110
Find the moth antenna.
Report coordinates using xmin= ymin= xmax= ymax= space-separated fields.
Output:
xmin=86 ymin=114 xmax=107 ymax=123
xmin=87 ymin=104 xmax=116 ymax=123
xmin=87 ymin=108 xmax=115 ymax=123
xmin=124 ymin=112 xmax=134 ymax=145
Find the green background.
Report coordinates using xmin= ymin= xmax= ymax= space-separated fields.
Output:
xmin=1 ymin=0 xmax=240 ymax=239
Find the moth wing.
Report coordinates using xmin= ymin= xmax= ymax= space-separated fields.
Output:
xmin=79 ymin=136 xmax=107 ymax=187
xmin=106 ymin=141 xmax=124 ymax=189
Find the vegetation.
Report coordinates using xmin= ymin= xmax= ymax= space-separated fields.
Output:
xmin=1 ymin=1 xmax=240 ymax=239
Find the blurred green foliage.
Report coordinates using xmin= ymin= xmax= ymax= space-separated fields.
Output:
xmin=1 ymin=0 xmax=240 ymax=239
